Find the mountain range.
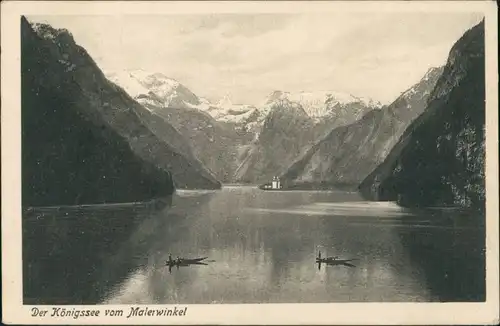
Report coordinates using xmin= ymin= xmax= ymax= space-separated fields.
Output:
xmin=22 ymin=16 xmax=485 ymax=212
xmin=107 ymin=70 xmax=382 ymax=183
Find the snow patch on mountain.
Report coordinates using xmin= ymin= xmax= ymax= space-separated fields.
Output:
xmin=264 ymin=90 xmax=382 ymax=119
xmin=196 ymin=94 xmax=268 ymax=128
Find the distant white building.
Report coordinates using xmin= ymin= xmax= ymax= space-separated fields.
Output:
xmin=271 ymin=176 xmax=281 ymax=189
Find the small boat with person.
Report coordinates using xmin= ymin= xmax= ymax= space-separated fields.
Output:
xmin=166 ymin=254 xmax=209 ymax=267
xmin=316 ymin=251 xmax=357 ymax=268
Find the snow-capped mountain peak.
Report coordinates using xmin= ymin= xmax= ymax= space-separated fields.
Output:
xmin=204 ymin=95 xmax=265 ymax=128
xmin=106 ymin=69 xmax=178 ymax=96
xmin=105 ymin=69 xmax=202 ymax=109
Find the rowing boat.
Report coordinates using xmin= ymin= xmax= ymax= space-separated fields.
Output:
xmin=315 ymin=251 xmax=357 ymax=267
xmin=166 ymin=257 xmax=208 ymax=266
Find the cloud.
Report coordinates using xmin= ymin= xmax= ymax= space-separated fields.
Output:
xmin=29 ymin=12 xmax=483 ymax=105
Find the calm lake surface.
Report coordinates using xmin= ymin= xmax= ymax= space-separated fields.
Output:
xmin=23 ymin=186 xmax=485 ymax=304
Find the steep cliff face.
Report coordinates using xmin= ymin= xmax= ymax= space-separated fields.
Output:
xmin=359 ymin=21 xmax=485 ymax=209
xmin=281 ymin=67 xmax=443 ymax=187
xmin=22 ymin=17 xmax=220 ymax=204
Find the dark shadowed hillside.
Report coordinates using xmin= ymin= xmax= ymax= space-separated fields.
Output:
xmin=21 ymin=17 xmax=220 ymax=206
xmin=22 ymin=18 xmax=176 ymax=206
xmin=281 ymin=67 xmax=443 ymax=188
xmin=359 ymin=20 xmax=485 ymax=210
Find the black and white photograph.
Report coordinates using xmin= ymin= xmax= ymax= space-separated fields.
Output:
xmin=1 ymin=1 xmax=498 ymax=324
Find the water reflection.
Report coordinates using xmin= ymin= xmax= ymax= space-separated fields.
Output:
xmin=396 ymin=208 xmax=485 ymax=302
xmin=23 ymin=193 xmax=214 ymax=304
xmin=23 ymin=186 xmax=485 ymax=304
xmin=103 ymin=188 xmax=435 ymax=303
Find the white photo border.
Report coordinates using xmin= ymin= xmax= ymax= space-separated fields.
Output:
xmin=1 ymin=1 xmax=498 ymax=325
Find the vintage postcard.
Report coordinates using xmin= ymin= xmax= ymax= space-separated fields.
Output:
xmin=1 ymin=0 xmax=499 ymax=324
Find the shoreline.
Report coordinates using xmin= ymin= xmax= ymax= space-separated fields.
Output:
xmin=22 ymin=196 xmax=173 ymax=218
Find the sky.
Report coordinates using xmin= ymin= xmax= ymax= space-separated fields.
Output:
xmin=30 ymin=13 xmax=484 ymax=105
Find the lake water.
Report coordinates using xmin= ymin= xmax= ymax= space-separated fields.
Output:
xmin=23 ymin=186 xmax=485 ymax=304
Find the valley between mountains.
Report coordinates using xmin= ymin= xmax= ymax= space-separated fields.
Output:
xmin=22 ymin=16 xmax=485 ymax=211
